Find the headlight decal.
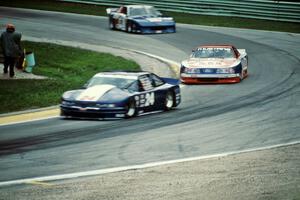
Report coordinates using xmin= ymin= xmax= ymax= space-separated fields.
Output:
xmin=61 ymin=100 xmax=75 ymax=106
xmin=233 ymin=63 xmax=243 ymax=73
xmin=216 ymin=68 xmax=235 ymax=74
xmin=181 ymin=65 xmax=201 ymax=74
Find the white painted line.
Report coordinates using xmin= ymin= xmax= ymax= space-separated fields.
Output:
xmin=0 ymin=140 xmax=299 ymax=187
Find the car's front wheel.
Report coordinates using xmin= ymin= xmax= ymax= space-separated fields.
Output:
xmin=109 ymin=19 xmax=116 ymax=30
xmin=125 ymin=100 xmax=137 ymax=118
xmin=60 ymin=110 xmax=71 ymax=119
xmin=164 ymin=91 xmax=175 ymax=111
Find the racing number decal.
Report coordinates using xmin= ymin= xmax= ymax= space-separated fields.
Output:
xmin=135 ymin=92 xmax=155 ymax=108
xmin=145 ymin=92 xmax=155 ymax=106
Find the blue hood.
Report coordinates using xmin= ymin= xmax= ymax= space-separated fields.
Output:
xmin=62 ymin=85 xmax=129 ymax=103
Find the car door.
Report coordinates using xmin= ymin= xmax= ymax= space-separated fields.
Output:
xmin=149 ymin=73 xmax=167 ymax=108
xmin=135 ymin=74 xmax=166 ymax=112
xmin=136 ymin=74 xmax=165 ymax=112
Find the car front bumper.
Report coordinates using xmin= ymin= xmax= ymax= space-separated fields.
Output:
xmin=180 ymin=73 xmax=241 ymax=84
xmin=60 ymin=105 xmax=127 ymax=118
xmin=139 ymin=25 xmax=176 ymax=34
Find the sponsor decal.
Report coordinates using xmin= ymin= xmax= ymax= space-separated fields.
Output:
xmin=187 ymin=58 xmax=237 ymax=68
xmin=139 ymin=75 xmax=153 ymax=91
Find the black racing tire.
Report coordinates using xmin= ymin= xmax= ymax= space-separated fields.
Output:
xmin=60 ymin=110 xmax=71 ymax=119
xmin=60 ymin=109 xmax=66 ymax=117
xmin=126 ymin=23 xmax=132 ymax=33
xmin=164 ymin=91 xmax=175 ymax=111
xmin=109 ymin=18 xmax=116 ymax=30
xmin=125 ymin=100 xmax=137 ymax=118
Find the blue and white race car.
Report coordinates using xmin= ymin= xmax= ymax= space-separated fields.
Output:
xmin=106 ymin=5 xmax=176 ymax=34
xmin=60 ymin=72 xmax=181 ymax=119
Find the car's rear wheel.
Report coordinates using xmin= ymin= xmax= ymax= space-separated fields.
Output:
xmin=164 ymin=91 xmax=175 ymax=111
xmin=126 ymin=23 xmax=132 ymax=33
xmin=125 ymin=100 xmax=137 ymax=118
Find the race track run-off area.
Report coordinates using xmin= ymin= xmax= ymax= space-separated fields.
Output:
xmin=0 ymin=7 xmax=299 ymax=198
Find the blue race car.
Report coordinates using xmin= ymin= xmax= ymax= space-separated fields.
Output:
xmin=106 ymin=5 xmax=176 ymax=34
xmin=60 ymin=72 xmax=181 ymax=119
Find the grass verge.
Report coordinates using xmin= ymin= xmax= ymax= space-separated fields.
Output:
xmin=0 ymin=0 xmax=299 ymax=33
xmin=0 ymin=41 xmax=140 ymax=114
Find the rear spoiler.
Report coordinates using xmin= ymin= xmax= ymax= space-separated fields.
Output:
xmin=106 ymin=8 xmax=118 ymax=15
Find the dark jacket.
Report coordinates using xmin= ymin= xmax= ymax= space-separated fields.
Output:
xmin=0 ymin=31 xmax=22 ymax=58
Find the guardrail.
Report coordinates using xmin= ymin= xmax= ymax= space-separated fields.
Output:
xmin=61 ymin=0 xmax=300 ymax=22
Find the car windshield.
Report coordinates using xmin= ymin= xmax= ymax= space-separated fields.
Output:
xmin=191 ymin=47 xmax=235 ymax=58
xmin=87 ymin=76 xmax=136 ymax=89
xmin=129 ymin=6 xmax=161 ymax=17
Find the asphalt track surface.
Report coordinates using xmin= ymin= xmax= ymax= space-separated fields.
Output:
xmin=0 ymin=7 xmax=300 ymax=182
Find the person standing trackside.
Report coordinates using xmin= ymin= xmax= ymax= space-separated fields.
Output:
xmin=0 ymin=24 xmax=22 ymax=78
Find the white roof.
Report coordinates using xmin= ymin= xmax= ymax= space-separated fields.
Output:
xmin=127 ymin=5 xmax=153 ymax=9
xmin=94 ymin=73 xmax=138 ymax=80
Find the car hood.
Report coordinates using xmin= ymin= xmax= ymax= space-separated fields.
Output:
xmin=62 ymin=84 xmax=129 ymax=102
xmin=182 ymin=58 xmax=239 ymax=68
xmin=131 ymin=16 xmax=175 ymax=26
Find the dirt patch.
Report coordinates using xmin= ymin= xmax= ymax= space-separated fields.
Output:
xmin=0 ymin=64 xmax=47 ymax=79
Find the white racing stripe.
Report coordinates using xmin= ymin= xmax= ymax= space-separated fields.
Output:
xmin=94 ymin=74 xmax=138 ymax=80
xmin=76 ymin=85 xmax=115 ymax=101
xmin=0 ymin=140 xmax=299 ymax=187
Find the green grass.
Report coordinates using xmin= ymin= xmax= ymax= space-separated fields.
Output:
xmin=166 ymin=12 xmax=300 ymax=33
xmin=0 ymin=0 xmax=108 ymax=16
xmin=0 ymin=0 xmax=299 ymax=33
xmin=0 ymin=41 xmax=140 ymax=113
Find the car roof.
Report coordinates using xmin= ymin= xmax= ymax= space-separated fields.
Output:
xmin=126 ymin=5 xmax=153 ymax=9
xmin=93 ymin=71 xmax=149 ymax=79
xmin=197 ymin=45 xmax=235 ymax=49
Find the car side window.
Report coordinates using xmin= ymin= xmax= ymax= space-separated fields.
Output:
xmin=139 ymin=75 xmax=154 ymax=91
xmin=126 ymin=80 xmax=139 ymax=92
xmin=150 ymin=74 xmax=164 ymax=87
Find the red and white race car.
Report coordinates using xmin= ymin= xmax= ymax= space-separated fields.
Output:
xmin=180 ymin=45 xmax=248 ymax=84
